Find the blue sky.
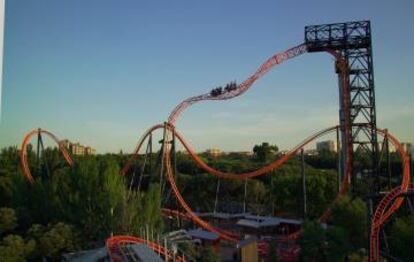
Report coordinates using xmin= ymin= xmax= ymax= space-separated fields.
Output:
xmin=0 ymin=0 xmax=413 ymax=153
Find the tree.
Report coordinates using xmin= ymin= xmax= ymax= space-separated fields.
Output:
xmin=348 ymin=249 xmax=367 ymax=262
xmin=270 ymin=164 xmax=337 ymax=218
xmin=389 ymin=216 xmax=414 ymax=260
xmin=0 ymin=147 xmax=20 ymax=206
xmin=253 ymin=142 xmax=278 ymax=162
xmin=140 ymin=183 xmax=164 ymax=234
xmin=198 ymin=246 xmax=219 ymax=262
xmin=56 ymin=157 xmax=124 ymax=241
xmin=329 ymin=195 xmax=367 ymax=249
xmin=305 ymin=169 xmax=337 ymax=218
xmin=267 ymin=238 xmax=278 ymax=262
xmin=0 ymin=208 xmax=17 ymax=235
xmin=36 ymin=223 xmax=78 ymax=260
xmin=298 ymin=221 xmax=326 ymax=261
xmin=26 ymin=222 xmax=78 ymax=260
xmin=0 ymin=235 xmax=35 ymax=262
xmin=325 ymin=226 xmax=352 ymax=261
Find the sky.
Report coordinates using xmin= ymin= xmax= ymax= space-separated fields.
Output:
xmin=0 ymin=0 xmax=413 ymax=153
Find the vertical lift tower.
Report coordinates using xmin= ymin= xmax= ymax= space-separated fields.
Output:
xmin=305 ymin=21 xmax=379 ymax=194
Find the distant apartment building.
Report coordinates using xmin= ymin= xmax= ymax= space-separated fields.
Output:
xmin=60 ymin=139 xmax=96 ymax=156
xmin=85 ymin=146 xmax=96 ymax=155
xmin=205 ymin=148 xmax=222 ymax=157
xmin=71 ymin=143 xmax=86 ymax=155
xmin=401 ymin=143 xmax=413 ymax=155
xmin=60 ymin=139 xmax=71 ymax=149
xmin=304 ymin=149 xmax=319 ymax=156
xmin=235 ymin=151 xmax=253 ymax=157
xmin=316 ymin=140 xmax=336 ymax=153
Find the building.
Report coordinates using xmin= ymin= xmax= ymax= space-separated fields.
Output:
xmin=61 ymin=139 xmax=96 ymax=156
xmin=401 ymin=143 xmax=413 ymax=155
xmin=316 ymin=140 xmax=336 ymax=153
xmin=60 ymin=139 xmax=71 ymax=150
xmin=85 ymin=146 xmax=96 ymax=155
xmin=205 ymin=148 xmax=222 ymax=157
xmin=70 ymin=143 xmax=85 ymax=155
xmin=304 ymin=149 xmax=318 ymax=156
xmin=235 ymin=151 xmax=254 ymax=156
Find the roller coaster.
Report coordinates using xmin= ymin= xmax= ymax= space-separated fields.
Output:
xmin=19 ymin=21 xmax=411 ymax=261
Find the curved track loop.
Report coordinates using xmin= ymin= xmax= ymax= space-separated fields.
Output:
xmin=20 ymin=128 xmax=73 ymax=184
xmin=121 ymin=126 xmax=409 ymax=243
xmin=123 ymin=124 xmax=339 ymax=180
xmin=19 ymin=42 xmax=411 ymax=258
xmin=375 ymin=129 xmax=411 ymax=224
xmin=159 ymin=44 xmax=355 ymax=241
xmin=122 ymin=124 xmax=345 ymax=241
xmin=167 ymin=44 xmax=308 ymax=125
xmin=122 ymin=44 xmax=355 ymax=242
xmin=369 ymin=129 xmax=411 ymax=262
xmin=369 ymin=187 xmax=404 ymax=262
xmin=166 ymin=45 xmax=352 ymax=184
xmin=106 ymin=235 xmax=186 ymax=262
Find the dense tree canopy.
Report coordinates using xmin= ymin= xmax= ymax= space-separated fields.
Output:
xmin=0 ymin=142 xmax=410 ymax=261
xmin=253 ymin=142 xmax=279 ymax=162
xmin=0 ymin=146 xmax=164 ymax=260
xmin=329 ymin=195 xmax=367 ymax=248
xmin=389 ymin=216 xmax=414 ymax=259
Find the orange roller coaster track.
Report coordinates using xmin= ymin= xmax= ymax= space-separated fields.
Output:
xmin=20 ymin=128 xmax=73 ymax=184
xmin=369 ymin=129 xmax=411 ymax=262
xmin=106 ymin=235 xmax=187 ymax=262
xmin=19 ymin=42 xmax=411 ymax=260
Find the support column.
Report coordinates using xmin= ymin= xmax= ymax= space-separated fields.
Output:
xmin=410 ymin=153 xmax=413 ymax=185
xmin=243 ymin=178 xmax=248 ymax=213
xmin=37 ymin=129 xmax=41 ymax=166
xmin=149 ymin=132 xmax=153 ymax=175
xmin=172 ymin=129 xmax=177 ymax=176
xmin=301 ymin=149 xmax=307 ymax=219
xmin=336 ymin=126 xmax=342 ymax=192
xmin=385 ymin=131 xmax=391 ymax=189
xmin=159 ymin=122 xmax=168 ymax=206
xmin=367 ymin=198 xmax=373 ymax=262
xmin=214 ymin=179 xmax=220 ymax=213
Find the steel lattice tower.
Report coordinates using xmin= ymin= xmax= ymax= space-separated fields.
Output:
xmin=305 ymin=21 xmax=379 ymax=193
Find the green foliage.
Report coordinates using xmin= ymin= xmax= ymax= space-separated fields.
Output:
xmin=0 ymin=208 xmax=17 ymax=235
xmin=298 ymin=196 xmax=367 ymax=261
xmin=4 ymin=150 xmax=163 ymax=254
xmin=267 ymin=238 xmax=278 ymax=262
xmin=0 ymin=234 xmax=35 ymax=262
xmin=299 ymin=221 xmax=325 ymax=261
xmin=176 ymin=152 xmax=202 ymax=175
xmin=57 ymin=157 xmax=162 ymax=241
xmin=300 ymin=222 xmax=353 ymax=261
xmin=325 ymin=226 xmax=352 ymax=261
xmin=198 ymin=246 xmax=219 ymax=262
xmin=348 ymin=249 xmax=367 ymax=262
xmin=247 ymin=179 xmax=267 ymax=206
xmin=28 ymin=222 xmax=78 ymax=260
xmin=389 ymin=216 xmax=414 ymax=260
xmin=0 ymin=147 xmax=20 ymax=206
xmin=0 ymin=142 xmax=405 ymax=260
xmin=177 ymin=242 xmax=199 ymax=260
xmin=271 ymin=163 xmax=337 ymax=218
xmin=140 ymin=183 xmax=163 ymax=233
xmin=305 ymin=150 xmax=337 ymax=170
xmin=253 ymin=142 xmax=278 ymax=162
xmin=329 ymin=195 xmax=367 ymax=248
xmin=178 ymin=173 xmax=218 ymax=211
